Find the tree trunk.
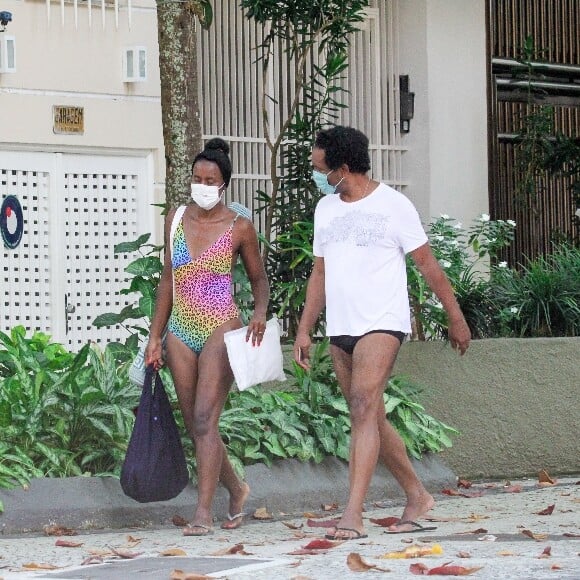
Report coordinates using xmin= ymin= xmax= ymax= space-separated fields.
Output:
xmin=156 ymin=2 xmax=202 ymax=209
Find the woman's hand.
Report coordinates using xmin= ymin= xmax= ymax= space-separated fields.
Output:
xmin=144 ymin=336 xmax=164 ymax=370
xmin=246 ymin=315 xmax=267 ymax=346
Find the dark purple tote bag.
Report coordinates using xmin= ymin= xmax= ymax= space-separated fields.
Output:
xmin=121 ymin=366 xmax=189 ymax=503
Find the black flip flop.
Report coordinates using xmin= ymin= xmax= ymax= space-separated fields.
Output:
xmin=325 ymin=527 xmax=368 ymax=541
xmin=384 ymin=520 xmax=438 ymax=534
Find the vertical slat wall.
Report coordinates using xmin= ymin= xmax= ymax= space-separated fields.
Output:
xmin=489 ymin=0 xmax=580 ymax=265
xmin=197 ymin=0 xmax=404 ymax=236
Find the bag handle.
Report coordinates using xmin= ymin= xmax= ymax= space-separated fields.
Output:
xmin=169 ymin=205 xmax=187 ymax=261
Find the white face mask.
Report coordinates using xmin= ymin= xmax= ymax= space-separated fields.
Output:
xmin=190 ymin=183 xmax=224 ymax=211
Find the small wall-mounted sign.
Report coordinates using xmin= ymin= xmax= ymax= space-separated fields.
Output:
xmin=1 ymin=195 xmax=24 ymax=250
xmin=53 ymin=106 xmax=84 ymax=135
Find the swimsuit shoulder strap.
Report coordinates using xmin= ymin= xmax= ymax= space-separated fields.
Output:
xmin=169 ymin=205 xmax=187 ymax=260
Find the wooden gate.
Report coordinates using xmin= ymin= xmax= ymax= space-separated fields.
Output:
xmin=487 ymin=0 xmax=580 ymax=264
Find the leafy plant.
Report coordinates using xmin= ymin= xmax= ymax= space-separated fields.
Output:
xmin=406 ymin=214 xmax=516 ymax=340
xmin=0 ymin=328 xmax=140 ymax=489
xmin=489 ymin=242 xmax=580 ymax=337
xmin=241 ymin=0 xmax=368 ymax=336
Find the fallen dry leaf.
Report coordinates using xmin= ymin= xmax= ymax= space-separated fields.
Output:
xmin=321 ymin=502 xmax=339 ymax=511
xmin=380 ymin=544 xmax=443 ymax=559
xmin=456 ymin=551 xmax=471 ymax=558
xmin=457 ymin=479 xmax=472 ymax=489
xmin=535 ymin=504 xmax=555 ymax=515
xmin=303 ymin=539 xmax=342 ymax=550
xmin=54 ymin=539 xmax=84 ymax=548
xmin=563 ymin=532 xmax=580 ymax=538
xmin=22 ymin=563 xmax=60 ymax=571
xmin=172 ymin=515 xmax=189 ymax=527
xmin=537 ymin=546 xmax=551 ymax=559
xmin=81 ymin=555 xmax=104 ymax=566
xmin=483 ymin=483 xmax=498 ymax=489
xmin=503 ymin=485 xmax=522 ymax=493
xmin=551 ymin=564 xmax=563 ymax=570
xmin=160 ymin=548 xmax=187 ymax=557
xmin=466 ymin=513 xmax=490 ymax=522
xmin=370 ymin=516 xmax=400 ymax=527
xmin=498 ymin=550 xmax=517 ymax=556
xmin=306 ymin=518 xmax=340 ymax=528
xmin=282 ymin=521 xmax=303 ymax=530
xmin=43 ymin=525 xmax=76 ymax=537
xmin=412 ymin=562 xmax=484 ymax=576
xmin=170 ymin=570 xmax=211 ymax=580
xmin=110 ymin=547 xmax=143 ymax=559
xmin=126 ymin=535 xmax=142 ymax=544
xmin=287 ymin=548 xmax=329 ymax=556
xmin=209 ymin=544 xmax=251 ymax=556
xmin=457 ymin=528 xmax=488 ymax=535
xmin=538 ymin=469 xmax=555 ymax=485
xmin=347 ymin=552 xmax=389 ymax=572
xmin=253 ymin=507 xmax=273 ymax=520
xmin=521 ymin=529 xmax=549 ymax=541
xmin=303 ymin=512 xmax=323 ymax=519
xmin=441 ymin=489 xmax=484 ymax=498
xmin=290 ymin=576 xmax=313 ymax=580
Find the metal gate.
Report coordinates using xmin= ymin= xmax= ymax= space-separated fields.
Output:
xmin=1 ymin=151 xmax=152 ymax=350
xmin=198 ymin=0 xmax=406 ymax=230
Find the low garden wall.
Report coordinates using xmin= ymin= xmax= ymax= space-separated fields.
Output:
xmin=393 ymin=337 xmax=580 ymax=479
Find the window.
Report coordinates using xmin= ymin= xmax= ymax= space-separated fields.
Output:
xmin=0 ymin=35 xmax=16 ymax=73
xmin=123 ymin=47 xmax=147 ymax=82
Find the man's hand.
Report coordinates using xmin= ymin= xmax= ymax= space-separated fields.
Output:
xmin=448 ymin=317 xmax=471 ymax=355
xmin=294 ymin=331 xmax=312 ymax=370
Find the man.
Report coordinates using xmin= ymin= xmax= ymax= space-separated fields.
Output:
xmin=294 ymin=126 xmax=471 ymax=540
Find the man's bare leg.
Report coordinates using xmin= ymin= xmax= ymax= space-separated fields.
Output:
xmin=331 ymin=334 xmax=434 ymax=534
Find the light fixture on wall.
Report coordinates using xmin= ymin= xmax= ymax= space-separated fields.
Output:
xmin=399 ymin=75 xmax=415 ymax=134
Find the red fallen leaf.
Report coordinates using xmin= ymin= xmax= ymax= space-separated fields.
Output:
xmin=563 ymin=532 xmax=580 ymax=538
xmin=170 ymin=571 xmax=212 ymax=580
xmin=457 ymin=479 xmax=472 ymax=489
xmin=370 ymin=516 xmax=400 ymax=527
xmin=306 ymin=518 xmax=340 ymax=528
xmin=426 ymin=563 xmax=484 ymax=575
xmin=172 ymin=515 xmax=189 ymax=527
xmin=537 ymin=546 xmax=551 ymax=559
xmin=442 ymin=488 xmax=461 ymax=496
xmin=55 ymin=539 xmax=84 ymax=548
xmin=110 ymin=547 xmax=143 ymax=559
xmin=535 ymin=504 xmax=555 ymax=515
xmin=551 ymin=564 xmax=563 ymax=570
xmin=503 ymin=485 xmax=522 ymax=493
xmin=303 ymin=539 xmax=341 ymax=550
xmin=287 ymin=548 xmax=328 ymax=556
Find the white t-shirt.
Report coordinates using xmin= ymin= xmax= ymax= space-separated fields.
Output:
xmin=313 ymin=182 xmax=428 ymax=336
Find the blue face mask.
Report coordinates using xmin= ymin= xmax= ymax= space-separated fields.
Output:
xmin=312 ymin=169 xmax=342 ymax=195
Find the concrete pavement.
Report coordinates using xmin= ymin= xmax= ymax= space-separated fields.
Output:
xmin=0 ymin=476 xmax=578 ymax=579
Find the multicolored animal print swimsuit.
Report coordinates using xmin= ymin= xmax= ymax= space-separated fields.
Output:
xmin=168 ymin=214 xmax=239 ymax=354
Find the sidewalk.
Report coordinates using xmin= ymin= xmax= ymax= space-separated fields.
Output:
xmin=0 ymin=476 xmax=578 ymax=579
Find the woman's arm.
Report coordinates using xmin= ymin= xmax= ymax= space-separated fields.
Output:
xmin=236 ymin=218 xmax=269 ymax=343
xmin=145 ymin=209 xmax=176 ymax=368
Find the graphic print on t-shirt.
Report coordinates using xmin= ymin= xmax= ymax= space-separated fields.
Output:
xmin=317 ymin=210 xmax=390 ymax=247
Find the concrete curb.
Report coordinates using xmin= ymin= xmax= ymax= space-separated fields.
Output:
xmin=0 ymin=455 xmax=455 ymax=535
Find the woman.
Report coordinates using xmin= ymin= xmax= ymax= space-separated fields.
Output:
xmin=145 ymin=138 xmax=269 ymax=536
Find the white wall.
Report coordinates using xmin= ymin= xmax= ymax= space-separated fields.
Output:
xmin=398 ymin=0 xmax=489 ymax=227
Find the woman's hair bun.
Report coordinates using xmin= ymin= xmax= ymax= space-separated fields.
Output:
xmin=204 ymin=137 xmax=230 ymax=156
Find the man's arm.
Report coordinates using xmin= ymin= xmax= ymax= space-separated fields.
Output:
xmin=294 ymin=257 xmax=326 ymax=368
xmin=410 ymin=243 xmax=471 ymax=355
